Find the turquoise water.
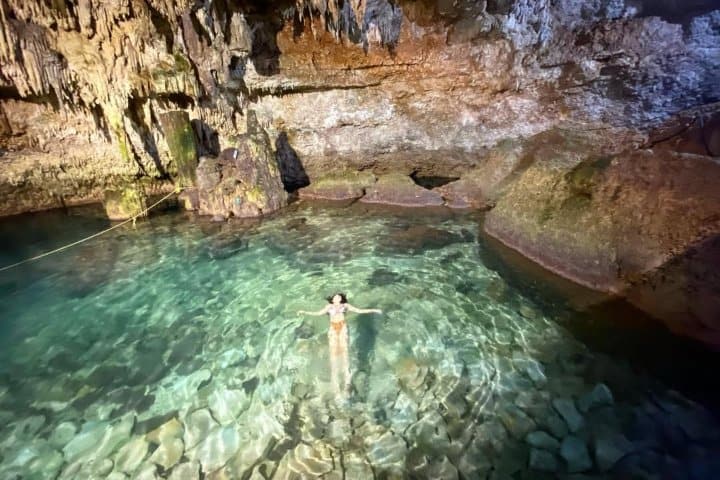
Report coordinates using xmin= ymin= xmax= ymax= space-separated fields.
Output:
xmin=0 ymin=203 xmax=718 ymax=479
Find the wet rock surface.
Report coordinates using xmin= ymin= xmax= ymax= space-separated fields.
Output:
xmin=485 ymin=142 xmax=720 ymax=345
xmin=196 ymin=122 xmax=287 ymax=219
xmin=360 ymin=173 xmax=445 ymax=207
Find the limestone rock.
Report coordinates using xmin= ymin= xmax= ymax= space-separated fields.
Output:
xmin=183 ymin=408 xmax=219 ymax=450
xmin=485 ymin=146 xmax=720 ymax=345
xmin=103 ymin=185 xmax=147 ymax=221
xmin=529 ymin=448 xmax=559 ymax=472
xmin=499 ymin=405 xmax=537 ymax=440
xmin=360 ymin=173 xmax=444 ymax=207
xmin=208 ymin=388 xmax=250 ymax=426
xmin=552 ymin=398 xmax=584 ymax=433
xmin=525 ymin=431 xmax=560 ymax=451
xmin=158 ymin=110 xmax=198 ymax=187
xmin=578 ymin=383 xmax=614 ymax=413
xmin=48 ymin=421 xmax=77 ymax=449
xmin=188 ymin=426 xmax=241 ymax=474
xmin=594 ymin=431 xmax=635 ymax=472
xmin=196 ymin=126 xmax=287 ymax=219
xmin=114 ymin=436 xmax=150 ymax=474
xmin=560 ymin=435 xmax=593 ymax=473
xmin=298 ymin=171 xmax=376 ymax=201
xmin=169 ymin=461 xmax=201 ymax=480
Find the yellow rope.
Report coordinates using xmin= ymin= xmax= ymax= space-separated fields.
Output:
xmin=0 ymin=188 xmax=183 ymax=273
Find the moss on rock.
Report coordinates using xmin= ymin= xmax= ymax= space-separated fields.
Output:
xmin=103 ymin=184 xmax=147 ymax=220
xmin=158 ymin=110 xmax=198 ymax=187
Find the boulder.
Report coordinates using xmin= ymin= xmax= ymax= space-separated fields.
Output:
xmin=552 ymin=398 xmax=584 ymax=433
xmin=484 ymin=143 xmax=720 ymax=345
xmin=158 ymin=110 xmax=198 ymax=187
xmin=529 ymin=448 xmax=559 ymax=472
xmin=103 ymin=184 xmax=147 ymax=221
xmin=526 ymin=431 xmax=560 ymax=451
xmin=578 ymin=383 xmax=614 ymax=413
xmin=298 ymin=171 xmax=376 ymax=200
xmin=360 ymin=173 xmax=444 ymax=207
xmin=560 ymin=435 xmax=593 ymax=473
xmin=196 ymin=128 xmax=287 ymax=219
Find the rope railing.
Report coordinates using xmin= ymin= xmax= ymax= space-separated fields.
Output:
xmin=0 ymin=188 xmax=183 ymax=273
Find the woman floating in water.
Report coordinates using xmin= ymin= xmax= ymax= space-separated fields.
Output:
xmin=298 ymin=293 xmax=382 ymax=399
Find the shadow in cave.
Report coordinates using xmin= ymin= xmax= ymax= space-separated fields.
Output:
xmin=191 ymin=118 xmax=221 ymax=157
xmin=276 ymin=131 xmax=310 ymax=192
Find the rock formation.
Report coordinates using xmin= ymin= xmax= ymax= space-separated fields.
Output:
xmin=0 ymin=0 xmax=719 ymax=340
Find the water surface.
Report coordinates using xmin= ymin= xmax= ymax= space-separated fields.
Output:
xmin=0 ymin=203 xmax=718 ymax=479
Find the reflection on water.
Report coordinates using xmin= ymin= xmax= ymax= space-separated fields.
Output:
xmin=0 ymin=202 xmax=718 ymax=479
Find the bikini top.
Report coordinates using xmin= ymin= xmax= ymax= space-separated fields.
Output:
xmin=327 ymin=304 xmax=348 ymax=316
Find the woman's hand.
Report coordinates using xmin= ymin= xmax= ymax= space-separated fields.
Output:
xmin=372 ymin=309 xmax=383 ymax=314
xmin=297 ymin=310 xmax=305 ymax=315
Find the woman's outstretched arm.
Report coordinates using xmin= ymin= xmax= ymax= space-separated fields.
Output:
xmin=346 ymin=304 xmax=382 ymax=314
xmin=298 ymin=305 xmax=329 ymax=316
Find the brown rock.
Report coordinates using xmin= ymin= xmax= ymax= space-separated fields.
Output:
xmin=436 ymin=139 xmax=527 ymax=209
xmin=196 ymin=129 xmax=287 ymax=219
xmin=360 ymin=173 xmax=444 ymax=207
xmin=298 ymin=171 xmax=376 ymax=201
xmin=485 ymin=148 xmax=720 ymax=344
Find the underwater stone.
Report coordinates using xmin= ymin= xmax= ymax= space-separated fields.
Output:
xmin=499 ymin=405 xmax=537 ymax=440
xmin=526 ymin=431 xmax=561 ymax=451
xmin=189 ymin=425 xmax=241 ymax=474
xmin=208 ymin=388 xmax=250 ymax=426
xmin=183 ymin=408 xmax=219 ymax=450
xmin=529 ymin=448 xmax=559 ymax=472
xmin=168 ymin=461 xmax=200 ymax=480
xmin=365 ymin=431 xmax=407 ymax=468
xmin=62 ymin=421 xmax=110 ymax=462
xmin=552 ymin=398 xmax=584 ymax=433
xmin=285 ymin=442 xmax=334 ymax=477
xmin=578 ymin=383 xmax=614 ymax=413
xmin=114 ymin=436 xmax=149 ymax=474
xmin=48 ymin=421 xmax=77 ymax=448
xmin=149 ymin=437 xmax=184 ymax=470
xmin=594 ymin=430 xmax=635 ymax=472
xmin=560 ymin=435 xmax=593 ymax=473
xmin=133 ymin=462 xmax=158 ymax=480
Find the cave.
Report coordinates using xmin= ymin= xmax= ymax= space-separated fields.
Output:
xmin=1 ymin=1 xmax=719 ymax=478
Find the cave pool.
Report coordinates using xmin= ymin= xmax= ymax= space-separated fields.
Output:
xmin=0 ymin=202 xmax=719 ymax=480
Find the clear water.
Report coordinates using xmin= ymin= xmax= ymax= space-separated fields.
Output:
xmin=0 ymin=203 xmax=718 ymax=480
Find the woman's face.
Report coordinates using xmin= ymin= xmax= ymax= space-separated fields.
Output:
xmin=332 ymin=294 xmax=342 ymax=304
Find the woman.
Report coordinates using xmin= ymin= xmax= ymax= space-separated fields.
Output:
xmin=298 ymin=293 xmax=382 ymax=398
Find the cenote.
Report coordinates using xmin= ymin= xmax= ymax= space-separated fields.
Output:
xmin=2 ymin=0 xmax=720 ymax=479
xmin=1 ymin=203 xmax=719 ymax=479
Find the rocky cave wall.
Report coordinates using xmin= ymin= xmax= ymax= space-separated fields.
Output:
xmin=1 ymin=0 xmax=718 ymax=213
xmin=1 ymin=0 xmax=720 ymax=343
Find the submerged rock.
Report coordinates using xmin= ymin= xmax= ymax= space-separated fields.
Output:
xmin=578 ymin=383 xmax=614 ymax=413
xmin=188 ymin=425 xmax=241 ymax=474
xmin=560 ymin=435 xmax=593 ymax=473
xmin=529 ymin=448 xmax=559 ymax=472
xmin=183 ymin=408 xmax=219 ymax=450
xmin=552 ymin=398 xmax=584 ymax=433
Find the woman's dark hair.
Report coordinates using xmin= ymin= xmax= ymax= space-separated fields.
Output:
xmin=326 ymin=292 xmax=348 ymax=303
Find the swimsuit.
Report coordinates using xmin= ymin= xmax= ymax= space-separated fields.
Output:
xmin=328 ymin=304 xmax=347 ymax=334
xmin=327 ymin=304 xmax=348 ymax=316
